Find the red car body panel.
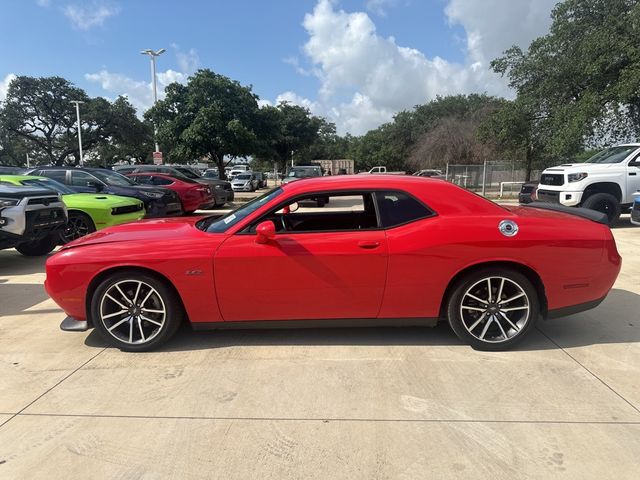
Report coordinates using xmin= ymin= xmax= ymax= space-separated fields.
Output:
xmin=45 ymin=176 xmax=621 ymax=327
xmin=127 ymin=173 xmax=214 ymax=212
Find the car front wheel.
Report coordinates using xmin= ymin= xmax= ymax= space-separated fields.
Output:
xmin=91 ymin=271 xmax=184 ymax=352
xmin=447 ymin=269 xmax=539 ymax=351
xmin=59 ymin=211 xmax=96 ymax=244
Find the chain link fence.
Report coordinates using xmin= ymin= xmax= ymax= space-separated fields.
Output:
xmin=444 ymin=162 xmax=539 ymax=198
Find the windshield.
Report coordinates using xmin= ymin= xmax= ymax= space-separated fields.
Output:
xmin=203 ymin=171 xmax=219 ymax=179
xmin=22 ymin=178 xmax=75 ymax=194
xmin=585 ymin=146 xmax=638 ymax=164
xmin=201 ymin=188 xmax=282 ymax=233
xmin=288 ymin=169 xmax=319 ymax=178
xmin=236 ymin=174 xmax=252 ymax=180
xmin=91 ymin=169 xmax=134 ymax=186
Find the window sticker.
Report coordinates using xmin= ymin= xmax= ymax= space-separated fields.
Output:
xmin=223 ymin=214 xmax=236 ymax=224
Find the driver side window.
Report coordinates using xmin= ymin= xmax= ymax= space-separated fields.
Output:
xmin=249 ymin=192 xmax=378 ymax=234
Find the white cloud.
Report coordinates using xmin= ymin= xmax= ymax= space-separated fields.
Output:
xmin=85 ymin=46 xmax=200 ymax=114
xmin=85 ymin=69 xmax=187 ymax=113
xmin=277 ymin=0 xmax=557 ymax=135
xmin=445 ymin=0 xmax=557 ymax=66
xmin=173 ymin=45 xmax=200 ymax=74
xmin=35 ymin=0 xmax=52 ymax=7
xmin=365 ymin=0 xmax=399 ymax=17
xmin=64 ymin=2 xmax=120 ymax=30
xmin=0 ymin=73 xmax=17 ymax=102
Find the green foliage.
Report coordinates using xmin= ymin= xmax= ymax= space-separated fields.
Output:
xmin=491 ymin=0 xmax=640 ymax=161
xmin=256 ymin=102 xmax=323 ymax=168
xmin=145 ymin=69 xmax=260 ymax=178
xmin=0 ymin=76 xmax=149 ymax=166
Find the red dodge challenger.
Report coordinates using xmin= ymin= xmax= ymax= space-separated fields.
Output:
xmin=45 ymin=175 xmax=621 ymax=352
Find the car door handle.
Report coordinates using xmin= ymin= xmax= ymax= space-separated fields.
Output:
xmin=630 ymin=172 xmax=637 ymax=176
xmin=358 ymin=240 xmax=380 ymax=249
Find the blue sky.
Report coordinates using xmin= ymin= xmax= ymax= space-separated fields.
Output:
xmin=0 ymin=0 xmax=558 ymax=134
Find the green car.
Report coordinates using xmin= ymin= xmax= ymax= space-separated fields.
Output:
xmin=0 ymin=175 xmax=145 ymax=243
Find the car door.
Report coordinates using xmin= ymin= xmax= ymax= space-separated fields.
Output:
xmin=214 ymin=192 xmax=388 ymax=321
xmin=627 ymin=154 xmax=640 ymax=202
xmin=69 ymin=170 xmax=102 ymax=193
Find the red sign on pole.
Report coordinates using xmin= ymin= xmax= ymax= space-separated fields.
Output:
xmin=152 ymin=151 xmax=163 ymax=165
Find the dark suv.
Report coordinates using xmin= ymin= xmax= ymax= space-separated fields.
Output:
xmin=26 ymin=167 xmax=183 ymax=217
xmin=115 ymin=165 xmax=234 ymax=207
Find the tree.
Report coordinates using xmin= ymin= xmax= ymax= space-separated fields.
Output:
xmin=1 ymin=76 xmax=147 ymax=166
xmin=491 ymin=0 xmax=640 ymax=159
xmin=257 ymin=102 xmax=323 ymax=170
xmin=145 ymin=69 xmax=261 ymax=179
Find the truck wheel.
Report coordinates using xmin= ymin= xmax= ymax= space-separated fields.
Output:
xmin=582 ymin=193 xmax=620 ymax=226
xmin=15 ymin=235 xmax=57 ymax=256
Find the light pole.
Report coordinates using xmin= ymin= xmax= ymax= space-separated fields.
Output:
xmin=70 ymin=100 xmax=84 ymax=165
xmin=141 ymin=48 xmax=166 ymax=154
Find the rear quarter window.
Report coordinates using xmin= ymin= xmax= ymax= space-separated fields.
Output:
xmin=375 ymin=191 xmax=435 ymax=228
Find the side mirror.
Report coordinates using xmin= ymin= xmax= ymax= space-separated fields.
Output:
xmin=87 ymin=181 xmax=103 ymax=191
xmin=256 ymin=220 xmax=276 ymax=244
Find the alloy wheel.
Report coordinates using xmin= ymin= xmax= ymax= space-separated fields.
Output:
xmin=98 ymin=279 xmax=166 ymax=345
xmin=60 ymin=215 xmax=92 ymax=243
xmin=459 ymin=276 xmax=530 ymax=343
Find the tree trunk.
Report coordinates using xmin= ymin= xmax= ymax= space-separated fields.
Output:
xmin=525 ymin=144 xmax=533 ymax=182
xmin=211 ymin=152 xmax=226 ymax=180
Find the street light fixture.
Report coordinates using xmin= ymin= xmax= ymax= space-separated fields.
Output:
xmin=141 ymin=48 xmax=166 ymax=154
xmin=70 ymin=100 xmax=84 ymax=166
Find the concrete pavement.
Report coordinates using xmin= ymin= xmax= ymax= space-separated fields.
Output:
xmin=0 ymin=218 xmax=639 ymax=478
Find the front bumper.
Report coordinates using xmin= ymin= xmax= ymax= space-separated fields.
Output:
xmin=231 ymin=184 xmax=253 ymax=192
xmin=60 ymin=316 xmax=89 ymax=332
xmin=536 ymin=189 xmax=583 ymax=207
xmin=631 ymin=202 xmax=640 ymax=225
xmin=144 ymin=199 xmax=183 ymax=218
xmin=103 ymin=210 xmax=146 ymax=228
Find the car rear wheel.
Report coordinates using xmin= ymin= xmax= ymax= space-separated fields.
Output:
xmin=15 ymin=234 xmax=57 ymax=256
xmin=59 ymin=211 xmax=96 ymax=244
xmin=447 ymin=269 xmax=539 ymax=351
xmin=581 ymin=193 xmax=620 ymax=226
xmin=91 ymin=272 xmax=184 ymax=352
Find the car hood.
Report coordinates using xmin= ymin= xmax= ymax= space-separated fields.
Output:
xmin=60 ymin=216 xmax=214 ymax=249
xmin=62 ymin=193 xmax=142 ymax=208
xmin=542 ymin=163 xmax=624 ymax=173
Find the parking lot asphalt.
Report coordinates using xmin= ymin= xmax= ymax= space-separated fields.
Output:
xmin=0 ymin=216 xmax=639 ymax=479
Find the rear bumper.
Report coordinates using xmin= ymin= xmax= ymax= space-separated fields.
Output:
xmin=547 ymin=295 xmax=606 ymax=319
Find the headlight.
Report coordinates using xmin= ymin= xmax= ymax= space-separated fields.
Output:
xmin=568 ymin=172 xmax=588 ymax=182
xmin=214 ymin=184 xmax=223 ymax=189
xmin=0 ymin=198 xmax=19 ymax=207
xmin=142 ymin=191 xmax=164 ymax=199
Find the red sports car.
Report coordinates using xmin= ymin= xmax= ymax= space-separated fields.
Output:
xmin=45 ymin=176 xmax=621 ymax=352
xmin=127 ymin=172 xmax=215 ymax=214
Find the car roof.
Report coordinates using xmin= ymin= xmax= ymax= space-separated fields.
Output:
xmin=280 ymin=174 xmax=431 ymax=191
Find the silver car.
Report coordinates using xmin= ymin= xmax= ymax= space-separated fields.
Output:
xmin=231 ymin=172 xmax=258 ymax=192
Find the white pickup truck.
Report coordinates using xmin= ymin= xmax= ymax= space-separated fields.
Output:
xmin=360 ymin=166 xmax=406 ymax=174
xmin=536 ymin=144 xmax=640 ymax=225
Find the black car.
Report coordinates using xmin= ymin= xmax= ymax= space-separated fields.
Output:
xmin=26 ymin=167 xmax=183 ymax=217
xmin=119 ymin=164 xmax=234 ymax=207
xmin=519 ymin=181 xmax=539 ymax=204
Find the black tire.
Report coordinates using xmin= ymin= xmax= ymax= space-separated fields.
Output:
xmin=581 ymin=193 xmax=620 ymax=226
xmin=447 ymin=268 xmax=539 ymax=351
xmin=91 ymin=271 xmax=184 ymax=352
xmin=59 ymin=211 xmax=96 ymax=244
xmin=316 ymin=197 xmax=327 ymax=207
xmin=15 ymin=234 xmax=57 ymax=256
